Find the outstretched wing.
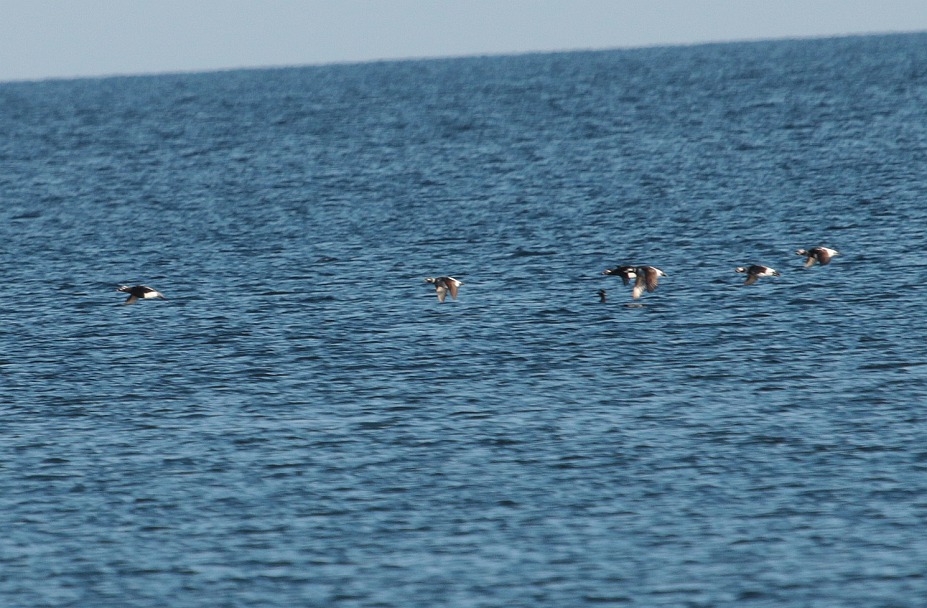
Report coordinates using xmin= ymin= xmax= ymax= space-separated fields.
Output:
xmin=644 ymin=267 xmax=661 ymax=292
xmin=632 ymin=275 xmax=645 ymax=299
xmin=435 ymin=285 xmax=448 ymax=302
xmin=817 ymin=249 xmax=832 ymax=265
xmin=744 ymin=274 xmax=758 ymax=286
xmin=447 ymin=281 xmax=460 ymax=300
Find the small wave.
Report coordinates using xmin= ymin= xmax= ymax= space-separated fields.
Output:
xmin=510 ymin=249 xmax=557 ymax=258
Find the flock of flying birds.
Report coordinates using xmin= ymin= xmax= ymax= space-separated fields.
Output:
xmin=115 ymin=247 xmax=838 ymax=306
xmin=595 ymin=246 xmax=838 ymax=304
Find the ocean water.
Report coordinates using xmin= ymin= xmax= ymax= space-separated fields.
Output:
xmin=2 ymin=33 xmax=927 ymax=607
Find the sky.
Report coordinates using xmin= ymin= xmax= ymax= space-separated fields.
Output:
xmin=2 ymin=0 xmax=927 ymax=82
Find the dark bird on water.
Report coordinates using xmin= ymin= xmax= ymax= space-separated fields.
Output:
xmin=424 ymin=276 xmax=463 ymax=303
xmin=735 ymin=265 xmax=780 ymax=286
xmin=598 ymin=289 xmax=607 ymax=303
xmin=117 ymin=285 xmax=167 ymax=305
xmin=796 ymin=246 xmax=839 ymax=267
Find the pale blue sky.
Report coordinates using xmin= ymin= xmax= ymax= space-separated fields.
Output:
xmin=2 ymin=0 xmax=926 ymax=82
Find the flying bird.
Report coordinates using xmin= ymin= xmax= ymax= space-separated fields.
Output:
xmin=117 ymin=285 xmax=167 ymax=305
xmin=796 ymin=246 xmax=839 ymax=267
xmin=735 ymin=265 xmax=780 ymax=286
xmin=424 ymin=276 xmax=463 ymax=303
xmin=602 ymin=265 xmax=637 ymax=285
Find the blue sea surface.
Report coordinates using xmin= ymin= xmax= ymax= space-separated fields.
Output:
xmin=2 ymin=33 xmax=927 ymax=607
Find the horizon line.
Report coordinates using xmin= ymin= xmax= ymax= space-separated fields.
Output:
xmin=2 ymin=28 xmax=923 ymax=85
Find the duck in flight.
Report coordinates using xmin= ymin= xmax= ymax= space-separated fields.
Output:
xmin=735 ymin=265 xmax=780 ymax=285
xmin=117 ymin=285 xmax=167 ymax=305
xmin=602 ymin=265 xmax=637 ymax=285
xmin=796 ymin=246 xmax=839 ymax=267
xmin=424 ymin=276 xmax=463 ymax=303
